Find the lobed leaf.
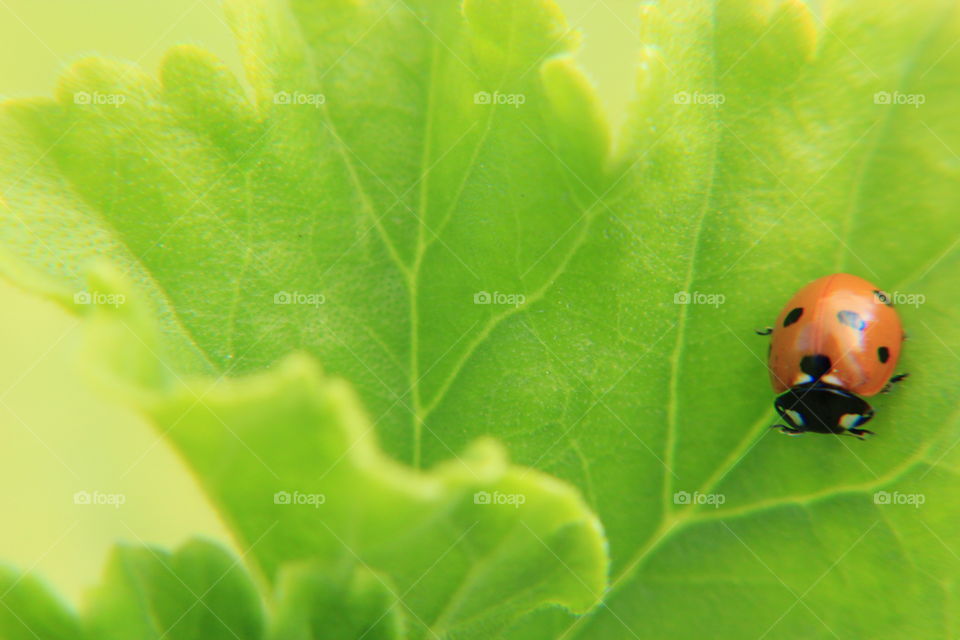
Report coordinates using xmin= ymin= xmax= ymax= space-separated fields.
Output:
xmin=2 ymin=0 xmax=960 ymax=637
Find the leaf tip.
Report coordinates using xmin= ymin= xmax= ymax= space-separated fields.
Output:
xmin=464 ymin=0 xmax=580 ymax=73
xmin=54 ymin=56 xmax=153 ymax=109
xmin=540 ymin=55 xmax=611 ymax=182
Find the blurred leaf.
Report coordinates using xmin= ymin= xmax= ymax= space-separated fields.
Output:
xmin=84 ymin=539 xmax=265 ymax=640
xmin=0 ymin=568 xmax=85 ymax=640
xmin=75 ymin=267 xmax=607 ymax=639
xmin=269 ymin=561 xmax=404 ymax=640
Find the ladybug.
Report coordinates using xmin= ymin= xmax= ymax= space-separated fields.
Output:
xmin=756 ymin=273 xmax=908 ymax=439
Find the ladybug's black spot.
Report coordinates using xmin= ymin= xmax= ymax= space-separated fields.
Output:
xmin=783 ymin=307 xmax=804 ymax=327
xmin=800 ymin=354 xmax=832 ymax=380
xmin=837 ymin=310 xmax=866 ymax=331
xmin=874 ymin=290 xmax=893 ymax=306
xmin=878 ymin=346 xmax=890 ymax=363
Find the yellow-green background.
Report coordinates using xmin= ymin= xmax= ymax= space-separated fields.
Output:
xmin=0 ymin=0 xmax=638 ymax=605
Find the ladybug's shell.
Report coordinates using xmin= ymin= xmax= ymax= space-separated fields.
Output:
xmin=768 ymin=273 xmax=903 ymax=397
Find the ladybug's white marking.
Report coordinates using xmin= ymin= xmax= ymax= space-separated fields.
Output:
xmin=785 ymin=410 xmax=805 ymax=426
xmin=839 ymin=413 xmax=863 ymax=429
xmin=822 ymin=374 xmax=843 ymax=386
xmin=792 ymin=373 xmax=813 ymax=385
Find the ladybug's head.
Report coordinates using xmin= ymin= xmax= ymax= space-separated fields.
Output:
xmin=773 ymin=382 xmax=874 ymax=437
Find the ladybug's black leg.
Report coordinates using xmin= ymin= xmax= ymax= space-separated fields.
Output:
xmin=755 ymin=327 xmax=773 ymax=336
xmin=881 ymin=373 xmax=910 ymax=394
xmin=848 ymin=427 xmax=874 ymax=439
xmin=771 ymin=424 xmax=803 ymax=436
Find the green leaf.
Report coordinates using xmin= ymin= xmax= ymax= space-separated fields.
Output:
xmin=269 ymin=561 xmax=404 ymax=640
xmin=77 ymin=266 xmax=607 ymax=638
xmin=3 ymin=0 xmax=960 ymax=638
xmin=83 ymin=538 xmax=265 ymax=640
xmin=552 ymin=0 xmax=960 ymax=635
xmin=0 ymin=567 xmax=85 ymax=640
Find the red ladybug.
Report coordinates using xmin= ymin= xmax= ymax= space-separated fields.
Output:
xmin=757 ymin=273 xmax=908 ymax=439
